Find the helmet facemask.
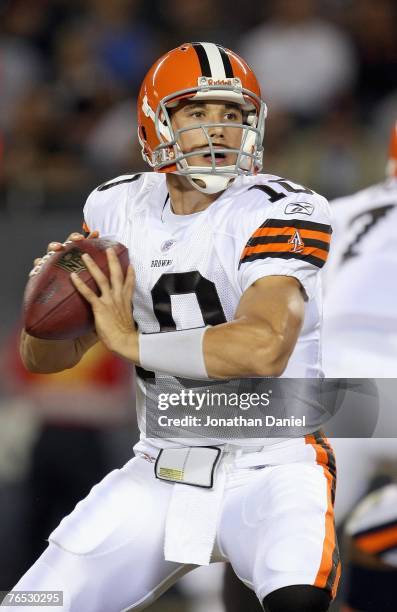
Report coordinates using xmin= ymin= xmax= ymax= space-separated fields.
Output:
xmin=139 ymin=82 xmax=267 ymax=194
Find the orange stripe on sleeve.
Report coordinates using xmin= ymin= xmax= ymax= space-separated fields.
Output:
xmin=242 ymin=243 xmax=329 ymax=262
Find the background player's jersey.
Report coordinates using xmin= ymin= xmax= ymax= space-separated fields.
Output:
xmin=84 ymin=172 xmax=332 ymax=448
xmin=324 ymin=178 xmax=397 ymax=338
xmin=323 ymin=179 xmax=397 ymax=524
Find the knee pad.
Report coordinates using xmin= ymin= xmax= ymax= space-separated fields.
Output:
xmin=263 ymin=585 xmax=331 ymax=612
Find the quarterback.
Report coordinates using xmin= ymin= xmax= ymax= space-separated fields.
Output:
xmin=10 ymin=44 xmax=338 ymax=612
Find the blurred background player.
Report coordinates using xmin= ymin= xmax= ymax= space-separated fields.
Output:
xmin=322 ymin=122 xmax=397 ymax=611
xmin=323 ymin=122 xmax=397 ymax=523
xmin=323 ymin=121 xmax=397 ymax=380
xmin=341 ymin=481 xmax=397 ymax=612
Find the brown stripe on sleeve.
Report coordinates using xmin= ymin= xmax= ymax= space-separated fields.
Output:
xmin=240 ymin=218 xmax=332 ymax=268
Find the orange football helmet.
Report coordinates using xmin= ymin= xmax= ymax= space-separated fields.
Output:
xmin=137 ymin=42 xmax=267 ymax=193
xmin=387 ymin=120 xmax=397 ymax=178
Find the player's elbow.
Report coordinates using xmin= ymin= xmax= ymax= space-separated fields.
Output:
xmin=250 ymin=354 xmax=288 ymax=378
xmin=24 ymin=362 xmax=72 ymax=374
xmin=249 ymin=333 xmax=291 ymax=378
xmin=23 ymin=362 xmax=53 ymax=374
xmin=19 ymin=330 xmax=80 ymax=374
xmin=20 ymin=351 xmax=75 ymax=374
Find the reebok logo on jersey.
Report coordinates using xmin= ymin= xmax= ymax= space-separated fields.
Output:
xmin=151 ymin=259 xmax=172 ymax=268
xmin=284 ymin=202 xmax=314 ymax=216
xmin=288 ymin=229 xmax=305 ymax=253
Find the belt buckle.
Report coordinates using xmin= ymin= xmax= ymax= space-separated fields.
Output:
xmin=155 ymin=446 xmax=222 ymax=489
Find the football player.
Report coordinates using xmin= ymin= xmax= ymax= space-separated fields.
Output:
xmin=323 ymin=122 xmax=397 ymax=612
xmin=323 ymin=120 xmax=397 ymax=381
xmin=11 ymin=43 xmax=337 ymax=612
xmin=323 ymin=122 xmax=397 ymax=524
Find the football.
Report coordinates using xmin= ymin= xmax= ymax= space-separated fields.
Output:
xmin=23 ymin=238 xmax=130 ymax=340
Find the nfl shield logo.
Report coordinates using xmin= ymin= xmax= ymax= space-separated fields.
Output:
xmin=161 ymin=239 xmax=176 ymax=252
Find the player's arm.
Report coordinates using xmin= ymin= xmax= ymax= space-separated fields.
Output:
xmin=203 ymin=274 xmax=304 ymax=378
xmin=20 ymin=232 xmax=99 ymax=374
xmin=139 ymin=274 xmax=305 ymax=379
xmin=20 ymin=329 xmax=98 ymax=374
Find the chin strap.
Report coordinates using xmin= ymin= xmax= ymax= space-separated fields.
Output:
xmin=174 ymin=153 xmax=237 ymax=194
xmin=185 ymin=172 xmax=234 ymax=194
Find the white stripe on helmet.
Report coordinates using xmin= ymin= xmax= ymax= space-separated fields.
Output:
xmin=200 ymin=42 xmax=226 ymax=80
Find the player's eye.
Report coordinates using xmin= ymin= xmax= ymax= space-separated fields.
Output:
xmin=224 ymin=112 xmax=239 ymax=121
xmin=189 ymin=110 xmax=205 ymax=118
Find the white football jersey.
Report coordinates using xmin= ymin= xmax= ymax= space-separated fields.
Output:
xmin=83 ymin=172 xmax=332 ymax=449
xmin=323 ymin=179 xmax=397 ymax=525
xmin=323 ymin=177 xmax=397 ymax=377
xmin=324 ymin=177 xmax=397 ymax=327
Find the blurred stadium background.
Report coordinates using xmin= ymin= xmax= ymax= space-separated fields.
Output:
xmin=0 ymin=0 xmax=396 ymax=609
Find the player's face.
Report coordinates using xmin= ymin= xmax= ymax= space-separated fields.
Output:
xmin=170 ymin=101 xmax=243 ymax=167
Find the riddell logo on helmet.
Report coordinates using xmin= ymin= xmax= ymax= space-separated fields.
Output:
xmin=198 ymin=77 xmax=242 ymax=88
xmin=207 ymin=78 xmax=233 ymax=86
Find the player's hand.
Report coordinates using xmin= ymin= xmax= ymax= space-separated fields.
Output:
xmin=29 ymin=231 xmax=100 ymax=277
xmin=70 ymin=247 xmax=139 ymax=363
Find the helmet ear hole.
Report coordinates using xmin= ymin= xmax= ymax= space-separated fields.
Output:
xmin=244 ymin=112 xmax=257 ymax=127
xmin=159 ymin=111 xmax=168 ymax=126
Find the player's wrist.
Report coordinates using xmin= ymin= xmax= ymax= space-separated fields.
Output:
xmin=106 ymin=329 xmax=140 ymax=363
xmin=138 ymin=327 xmax=210 ymax=379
